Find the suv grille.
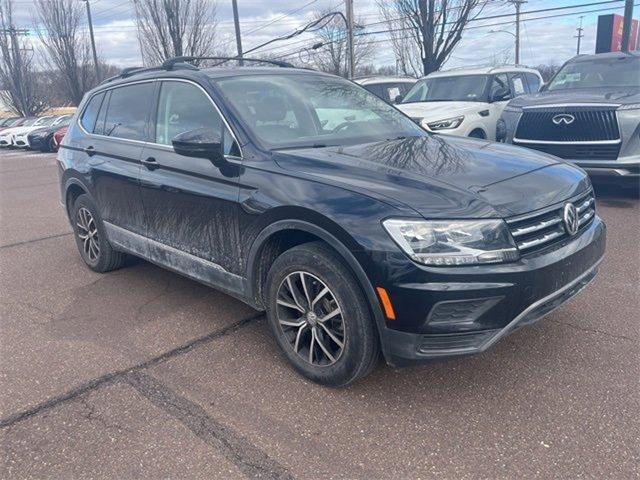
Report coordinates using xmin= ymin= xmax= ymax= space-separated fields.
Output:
xmin=506 ymin=190 xmax=595 ymax=253
xmin=515 ymin=142 xmax=621 ymax=160
xmin=515 ymin=106 xmax=620 ymax=142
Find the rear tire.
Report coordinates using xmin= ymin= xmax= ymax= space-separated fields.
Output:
xmin=71 ymin=194 xmax=127 ymax=273
xmin=265 ymin=242 xmax=380 ymax=386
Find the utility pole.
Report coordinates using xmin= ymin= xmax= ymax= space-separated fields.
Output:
xmin=231 ymin=0 xmax=243 ymax=65
xmin=509 ymin=0 xmax=526 ymax=65
xmin=621 ymin=0 xmax=634 ymax=52
xmin=82 ymin=0 xmax=100 ymax=80
xmin=345 ymin=0 xmax=355 ymax=79
xmin=575 ymin=16 xmax=584 ymax=54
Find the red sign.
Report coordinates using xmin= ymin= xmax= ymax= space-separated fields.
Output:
xmin=611 ymin=14 xmax=639 ymax=51
xmin=596 ymin=14 xmax=639 ymax=53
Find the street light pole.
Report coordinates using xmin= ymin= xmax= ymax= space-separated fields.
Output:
xmin=345 ymin=0 xmax=355 ymax=79
xmin=509 ymin=0 xmax=526 ymax=64
xmin=82 ymin=0 xmax=100 ymax=80
xmin=621 ymin=0 xmax=634 ymax=52
xmin=231 ymin=0 xmax=244 ymax=65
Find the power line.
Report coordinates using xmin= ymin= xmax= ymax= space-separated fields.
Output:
xmin=270 ymin=2 xmax=635 ymax=63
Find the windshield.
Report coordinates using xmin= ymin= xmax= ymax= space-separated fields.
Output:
xmin=21 ymin=118 xmax=38 ymax=126
xmin=403 ymin=75 xmax=489 ymax=103
xmin=215 ymin=74 xmax=424 ymax=149
xmin=547 ymin=56 xmax=640 ymax=90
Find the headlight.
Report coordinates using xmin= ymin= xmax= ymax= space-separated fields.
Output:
xmin=617 ymin=103 xmax=640 ymax=111
xmin=382 ymin=219 xmax=519 ymax=266
xmin=424 ymin=116 xmax=464 ymax=131
xmin=503 ymin=104 xmax=522 ymax=114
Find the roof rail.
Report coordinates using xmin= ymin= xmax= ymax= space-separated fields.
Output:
xmin=488 ymin=63 xmax=531 ymax=72
xmin=99 ymin=62 xmax=199 ymax=85
xmin=162 ymin=56 xmax=294 ymax=70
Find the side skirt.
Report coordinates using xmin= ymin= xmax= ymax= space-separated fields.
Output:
xmin=103 ymin=222 xmax=257 ymax=308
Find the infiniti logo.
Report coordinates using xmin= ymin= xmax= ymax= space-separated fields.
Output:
xmin=552 ymin=113 xmax=575 ymax=125
xmin=563 ymin=203 xmax=579 ymax=236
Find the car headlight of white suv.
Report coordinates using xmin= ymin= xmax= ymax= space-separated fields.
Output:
xmin=423 ymin=116 xmax=464 ymax=131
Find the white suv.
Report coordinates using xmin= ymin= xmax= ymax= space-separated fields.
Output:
xmin=396 ymin=66 xmax=543 ymax=140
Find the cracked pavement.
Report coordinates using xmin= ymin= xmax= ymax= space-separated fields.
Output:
xmin=1 ymin=150 xmax=638 ymax=479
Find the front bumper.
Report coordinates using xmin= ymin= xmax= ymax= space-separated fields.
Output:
xmin=14 ymin=135 xmax=29 ymax=147
xmin=375 ymin=216 xmax=606 ymax=366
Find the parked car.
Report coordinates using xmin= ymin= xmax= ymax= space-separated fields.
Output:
xmin=354 ymin=76 xmax=417 ymax=104
xmin=58 ymin=58 xmax=605 ymax=386
xmin=0 ymin=117 xmax=26 ymax=134
xmin=25 ymin=115 xmax=73 ymax=151
xmin=0 ymin=116 xmax=20 ymax=128
xmin=0 ymin=116 xmax=50 ymax=147
xmin=51 ymin=125 xmax=68 ymax=152
xmin=498 ymin=52 xmax=639 ymax=191
xmin=12 ymin=115 xmax=64 ymax=148
xmin=397 ymin=66 xmax=543 ymax=140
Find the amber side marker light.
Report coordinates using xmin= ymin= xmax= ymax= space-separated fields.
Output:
xmin=376 ymin=287 xmax=396 ymax=320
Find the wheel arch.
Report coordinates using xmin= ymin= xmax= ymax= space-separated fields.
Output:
xmin=63 ymin=176 xmax=92 ymax=219
xmin=246 ymin=218 xmax=387 ymax=339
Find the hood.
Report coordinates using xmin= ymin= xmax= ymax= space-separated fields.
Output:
xmin=397 ymin=101 xmax=487 ymax=122
xmin=509 ymin=86 xmax=640 ymax=107
xmin=0 ymin=126 xmax=25 ymax=136
xmin=12 ymin=125 xmax=45 ymax=136
xmin=273 ymin=135 xmax=590 ymax=218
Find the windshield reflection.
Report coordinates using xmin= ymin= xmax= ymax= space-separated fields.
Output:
xmin=215 ymin=74 xmax=425 ymax=149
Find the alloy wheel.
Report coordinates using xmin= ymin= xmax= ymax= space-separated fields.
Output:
xmin=76 ymin=207 xmax=100 ymax=262
xmin=276 ymin=271 xmax=345 ymax=366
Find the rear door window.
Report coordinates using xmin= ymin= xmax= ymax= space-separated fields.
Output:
xmin=490 ymin=74 xmax=512 ymax=102
xmin=80 ymin=92 xmax=104 ymax=133
xmin=509 ymin=73 xmax=527 ymax=96
xmin=525 ymin=73 xmax=541 ymax=93
xmin=103 ymin=83 xmax=154 ymax=141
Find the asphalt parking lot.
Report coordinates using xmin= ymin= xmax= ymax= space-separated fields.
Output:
xmin=0 ymin=148 xmax=638 ymax=479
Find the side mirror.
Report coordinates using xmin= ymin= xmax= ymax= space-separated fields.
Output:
xmin=172 ymin=128 xmax=223 ymax=160
xmin=491 ymin=87 xmax=510 ymax=103
xmin=393 ymin=94 xmax=404 ymax=104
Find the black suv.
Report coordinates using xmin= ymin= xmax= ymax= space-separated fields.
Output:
xmin=58 ymin=57 xmax=606 ymax=386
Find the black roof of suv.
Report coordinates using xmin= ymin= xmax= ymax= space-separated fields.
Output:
xmin=58 ymin=58 xmax=606 ymax=385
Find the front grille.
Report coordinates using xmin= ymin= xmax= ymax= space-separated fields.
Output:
xmin=515 ymin=106 xmax=620 ymax=142
xmin=507 ymin=190 xmax=595 ymax=254
xmin=513 ymin=142 xmax=620 ymax=160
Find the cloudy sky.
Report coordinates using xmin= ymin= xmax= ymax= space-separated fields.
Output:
xmin=10 ymin=0 xmax=636 ymax=71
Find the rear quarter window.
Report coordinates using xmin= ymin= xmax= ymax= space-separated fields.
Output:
xmin=80 ymin=93 xmax=104 ymax=133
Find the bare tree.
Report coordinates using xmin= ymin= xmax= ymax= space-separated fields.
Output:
xmin=34 ymin=0 xmax=97 ymax=106
xmin=0 ymin=0 xmax=48 ymax=115
xmin=377 ymin=0 xmax=485 ymax=76
xmin=134 ymin=0 xmax=218 ymax=66
xmin=310 ymin=9 xmax=374 ymax=77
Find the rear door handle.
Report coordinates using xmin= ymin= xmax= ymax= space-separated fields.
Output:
xmin=84 ymin=146 xmax=96 ymax=156
xmin=141 ymin=156 xmax=160 ymax=170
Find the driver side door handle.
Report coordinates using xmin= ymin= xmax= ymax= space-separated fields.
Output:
xmin=141 ymin=156 xmax=160 ymax=170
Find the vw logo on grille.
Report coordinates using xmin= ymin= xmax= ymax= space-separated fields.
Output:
xmin=552 ymin=113 xmax=575 ymax=125
xmin=563 ymin=203 xmax=579 ymax=236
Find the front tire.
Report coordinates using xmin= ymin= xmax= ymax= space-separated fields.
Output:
xmin=265 ymin=242 xmax=380 ymax=386
xmin=71 ymin=194 xmax=127 ymax=273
